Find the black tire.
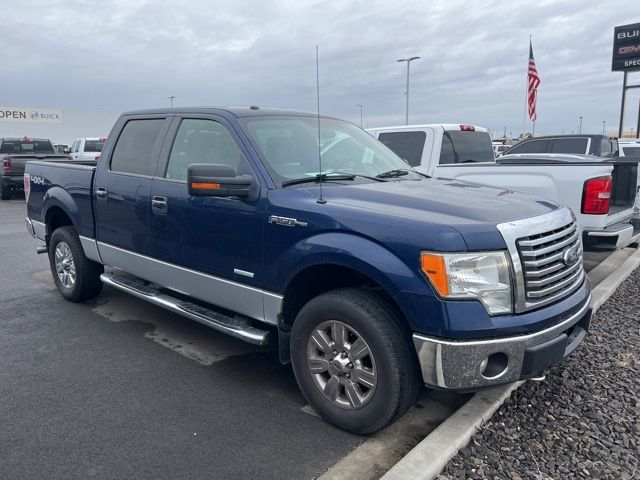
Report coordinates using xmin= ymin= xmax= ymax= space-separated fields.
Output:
xmin=0 ymin=184 xmax=11 ymax=200
xmin=48 ymin=226 xmax=104 ymax=302
xmin=290 ymin=288 xmax=422 ymax=434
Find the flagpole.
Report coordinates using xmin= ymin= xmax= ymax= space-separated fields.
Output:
xmin=522 ymin=35 xmax=531 ymax=139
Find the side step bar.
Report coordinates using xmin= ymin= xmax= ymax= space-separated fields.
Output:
xmin=100 ymin=272 xmax=270 ymax=345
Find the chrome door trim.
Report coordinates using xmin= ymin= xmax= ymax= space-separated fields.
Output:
xmin=96 ymin=242 xmax=282 ymax=325
xmin=79 ymin=236 xmax=103 ymax=263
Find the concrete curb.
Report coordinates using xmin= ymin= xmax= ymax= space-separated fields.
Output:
xmin=381 ymin=247 xmax=640 ymax=480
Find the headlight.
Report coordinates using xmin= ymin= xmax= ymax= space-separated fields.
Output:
xmin=420 ymin=251 xmax=512 ymax=315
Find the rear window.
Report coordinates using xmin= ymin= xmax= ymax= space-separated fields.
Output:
xmin=84 ymin=140 xmax=105 ymax=152
xmin=621 ymin=146 xmax=640 ymax=156
xmin=110 ymin=119 xmax=165 ymax=176
xmin=550 ymin=138 xmax=588 ymax=154
xmin=439 ymin=131 xmax=494 ymax=164
xmin=378 ymin=131 xmax=426 ymax=167
xmin=0 ymin=139 xmax=54 ymax=154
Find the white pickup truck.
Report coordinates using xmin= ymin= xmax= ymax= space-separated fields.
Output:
xmin=368 ymin=124 xmax=640 ymax=251
xmin=69 ymin=137 xmax=107 ymax=161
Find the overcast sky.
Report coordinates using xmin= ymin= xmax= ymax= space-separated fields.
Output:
xmin=3 ymin=0 xmax=639 ymax=136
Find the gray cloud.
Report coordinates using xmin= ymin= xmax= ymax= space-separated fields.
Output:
xmin=3 ymin=0 xmax=639 ymax=135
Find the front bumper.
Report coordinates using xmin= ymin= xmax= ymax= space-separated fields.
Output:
xmin=412 ymin=293 xmax=591 ymax=390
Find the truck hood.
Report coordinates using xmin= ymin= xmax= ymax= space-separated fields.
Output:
xmin=322 ymin=178 xmax=560 ymax=250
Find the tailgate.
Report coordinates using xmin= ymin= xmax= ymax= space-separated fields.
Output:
xmin=606 ymin=158 xmax=639 ymax=224
xmin=5 ymin=154 xmax=68 ymax=175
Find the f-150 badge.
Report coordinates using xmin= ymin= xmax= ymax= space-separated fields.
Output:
xmin=268 ymin=215 xmax=308 ymax=227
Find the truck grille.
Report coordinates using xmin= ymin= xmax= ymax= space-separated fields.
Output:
xmin=516 ymin=220 xmax=584 ymax=307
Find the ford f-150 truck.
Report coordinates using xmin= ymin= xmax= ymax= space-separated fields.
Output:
xmin=368 ymin=124 xmax=640 ymax=251
xmin=25 ymin=107 xmax=592 ymax=434
xmin=0 ymin=137 xmax=70 ymax=200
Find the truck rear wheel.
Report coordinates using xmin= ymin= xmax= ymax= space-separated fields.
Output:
xmin=290 ymin=288 xmax=422 ymax=434
xmin=48 ymin=226 xmax=104 ymax=302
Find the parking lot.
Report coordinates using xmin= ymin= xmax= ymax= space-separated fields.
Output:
xmin=1 ymin=199 xmax=471 ymax=480
xmin=2 ymin=196 xmax=632 ymax=479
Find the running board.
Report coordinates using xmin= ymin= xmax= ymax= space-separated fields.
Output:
xmin=100 ymin=272 xmax=270 ymax=345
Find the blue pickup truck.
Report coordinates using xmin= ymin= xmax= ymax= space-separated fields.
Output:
xmin=25 ymin=107 xmax=592 ymax=434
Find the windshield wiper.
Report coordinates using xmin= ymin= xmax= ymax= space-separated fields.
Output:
xmin=281 ymin=173 xmax=356 ymax=188
xmin=376 ymin=168 xmax=411 ymax=179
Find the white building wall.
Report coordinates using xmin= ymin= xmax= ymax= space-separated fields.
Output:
xmin=0 ymin=106 xmax=121 ymax=145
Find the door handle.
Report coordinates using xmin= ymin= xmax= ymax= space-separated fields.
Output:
xmin=95 ymin=187 xmax=108 ymax=200
xmin=152 ymin=196 xmax=168 ymax=214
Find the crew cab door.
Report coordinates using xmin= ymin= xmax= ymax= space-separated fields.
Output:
xmin=95 ymin=115 xmax=171 ymax=259
xmin=147 ymin=115 xmax=266 ymax=312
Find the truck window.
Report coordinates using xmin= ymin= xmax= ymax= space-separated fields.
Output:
xmin=550 ymin=138 xmax=588 ymax=154
xmin=621 ymin=145 xmax=640 ymax=156
xmin=506 ymin=139 xmax=549 ymax=155
xmin=84 ymin=140 xmax=105 ymax=152
xmin=439 ymin=131 xmax=494 ymax=164
xmin=378 ymin=131 xmax=426 ymax=167
xmin=0 ymin=139 xmax=54 ymax=154
xmin=110 ymin=119 xmax=165 ymax=176
xmin=165 ymin=119 xmax=250 ymax=181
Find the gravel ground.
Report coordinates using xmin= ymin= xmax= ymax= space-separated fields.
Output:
xmin=439 ymin=269 xmax=640 ymax=480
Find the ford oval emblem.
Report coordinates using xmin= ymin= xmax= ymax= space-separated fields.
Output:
xmin=562 ymin=245 xmax=580 ymax=267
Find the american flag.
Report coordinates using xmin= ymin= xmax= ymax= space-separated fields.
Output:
xmin=528 ymin=40 xmax=540 ymax=121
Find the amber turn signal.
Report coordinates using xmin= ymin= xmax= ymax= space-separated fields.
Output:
xmin=191 ymin=182 xmax=221 ymax=190
xmin=420 ymin=253 xmax=449 ymax=296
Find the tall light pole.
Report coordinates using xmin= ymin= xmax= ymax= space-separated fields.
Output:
xmin=602 ymin=120 xmax=606 ymax=135
xmin=356 ymin=104 xmax=363 ymax=128
xmin=168 ymin=96 xmax=175 ymax=108
xmin=397 ymin=56 xmax=420 ymax=125
xmin=578 ymin=116 xmax=583 ymax=134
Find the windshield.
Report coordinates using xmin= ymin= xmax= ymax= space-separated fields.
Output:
xmin=239 ymin=116 xmax=421 ymax=185
xmin=84 ymin=140 xmax=105 ymax=152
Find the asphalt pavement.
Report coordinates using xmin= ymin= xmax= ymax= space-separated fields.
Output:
xmin=0 ymin=199 xmax=362 ymax=480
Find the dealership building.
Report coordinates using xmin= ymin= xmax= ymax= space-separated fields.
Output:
xmin=0 ymin=106 xmax=120 ymax=146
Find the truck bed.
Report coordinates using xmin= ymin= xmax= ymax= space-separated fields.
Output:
xmin=25 ymin=160 xmax=97 ymax=239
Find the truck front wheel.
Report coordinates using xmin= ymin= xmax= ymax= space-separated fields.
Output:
xmin=48 ymin=226 xmax=104 ymax=302
xmin=290 ymin=288 xmax=422 ymax=434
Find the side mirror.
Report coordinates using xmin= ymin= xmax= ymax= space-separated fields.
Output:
xmin=187 ymin=164 xmax=253 ymax=198
xmin=63 ymin=147 xmax=71 ymax=154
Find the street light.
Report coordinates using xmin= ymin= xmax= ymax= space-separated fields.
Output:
xmin=356 ymin=104 xmax=363 ymax=128
xmin=578 ymin=116 xmax=583 ymax=134
xmin=602 ymin=120 xmax=606 ymax=135
xmin=168 ymin=96 xmax=175 ymax=108
xmin=397 ymin=56 xmax=420 ymax=125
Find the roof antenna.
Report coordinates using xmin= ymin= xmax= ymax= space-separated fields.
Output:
xmin=315 ymin=44 xmax=326 ymax=205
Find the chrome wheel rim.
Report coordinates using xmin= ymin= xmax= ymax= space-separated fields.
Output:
xmin=307 ymin=320 xmax=377 ymax=410
xmin=54 ymin=242 xmax=76 ymax=289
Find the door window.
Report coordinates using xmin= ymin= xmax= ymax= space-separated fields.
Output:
xmin=507 ymin=139 xmax=549 ymax=154
xmin=165 ymin=119 xmax=250 ymax=181
xmin=550 ymin=138 xmax=588 ymax=154
xmin=110 ymin=119 xmax=165 ymax=176
xmin=378 ymin=131 xmax=426 ymax=167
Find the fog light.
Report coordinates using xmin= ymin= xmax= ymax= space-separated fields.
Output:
xmin=480 ymin=352 xmax=509 ymax=379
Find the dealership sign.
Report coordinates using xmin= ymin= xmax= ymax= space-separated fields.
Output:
xmin=0 ymin=107 xmax=64 ymax=123
xmin=612 ymin=22 xmax=640 ymax=71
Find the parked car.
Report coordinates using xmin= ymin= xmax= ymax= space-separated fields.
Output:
xmin=618 ymin=139 xmax=640 ymax=157
xmin=69 ymin=137 xmax=106 ymax=161
xmin=368 ymin=124 xmax=639 ymax=251
xmin=501 ymin=134 xmax=618 ymax=157
xmin=25 ymin=107 xmax=592 ymax=434
xmin=0 ymin=137 xmax=71 ymax=200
